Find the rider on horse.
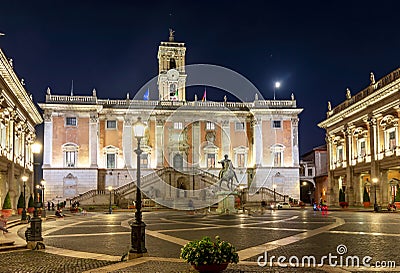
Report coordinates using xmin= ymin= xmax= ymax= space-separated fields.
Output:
xmin=218 ymin=154 xmax=231 ymax=179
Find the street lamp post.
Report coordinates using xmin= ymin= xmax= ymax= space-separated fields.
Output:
xmin=108 ymin=185 xmax=113 ymax=214
xmin=372 ymin=177 xmax=378 ymax=211
xmin=129 ymin=117 xmax=147 ymax=258
xmin=40 ymin=179 xmax=46 ymax=218
xmin=273 ymin=81 xmax=280 ymax=100
xmin=273 ymin=184 xmax=277 ymax=202
xmin=26 ymin=142 xmax=44 ymax=249
xmin=21 ymin=174 xmax=29 ymax=221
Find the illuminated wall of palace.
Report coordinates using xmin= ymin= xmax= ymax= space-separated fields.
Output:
xmin=0 ymin=48 xmax=43 ymax=212
xmin=319 ymin=69 xmax=400 ymax=206
xmin=39 ymin=34 xmax=303 ymax=202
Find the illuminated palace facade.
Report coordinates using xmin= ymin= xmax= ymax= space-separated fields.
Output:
xmin=0 ymin=48 xmax=43 ymax=211
xmin=318 ymin=69 xmax=400 ymax=207
xmin=39 ymin=35 xmax=303 ymax=203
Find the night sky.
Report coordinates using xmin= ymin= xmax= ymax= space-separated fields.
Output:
xmin=1 ymin=1 xmax=399 ymax=155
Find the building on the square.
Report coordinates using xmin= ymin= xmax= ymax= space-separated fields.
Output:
xmin=318 ymin=69 xmax=400 ymax=207
xmin=0 ymin=48 xmax=43 ymax=211
xmin=299 ymin=145 xmax=328 ymax=205
xmin=39 ymin=33 xmax=303 ymax=208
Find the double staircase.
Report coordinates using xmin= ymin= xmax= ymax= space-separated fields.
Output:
xmin=70 ymin=167 xmax=288 ymax=209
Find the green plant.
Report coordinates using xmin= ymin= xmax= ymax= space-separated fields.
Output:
xmin=2 ymin=192 xmax=11 ymax=209
xmin=395 ymin=185 xmax=400 ymax=202
xmin=180 ymin=236 xmax=239 ymax=266
xmin=363 ymin=187 xmax=370 ymax=203
xmin=17 ymin=192 xmax=24 ymax=208
xmin=28 ymin=195 xmax=35 ymax=208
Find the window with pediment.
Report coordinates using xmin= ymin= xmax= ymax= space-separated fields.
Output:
xmin=62 ymin=143 xmax=78 ymax=167
xmin=380 ymin=115 xmax=398 ymax=151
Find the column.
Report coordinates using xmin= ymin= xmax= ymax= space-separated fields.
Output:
xmin=156 ymin=119 xmax=164 ymax=168
xmin=221 ymin=120 xmax=230 ymax=158
xmin=344 ymin=126 xmax=354 ymax=205
xmin=192 ymin=121 xmax=200 ymax=167
xmin=89 ymin=112 xmax=99 ymax=168
xmin=253 ymin=117 xmax=263 ymax=167
xmin=381 ymin=170 xmax=389 ymax=205
xmin=291 ymin=118 xmax=299 ymax=166
xmin=122 ymin=117 xmax=133 ymax=168
xmin=43 ymin=111 xmax=52 ymax=167
xmin=368 ymin=117 xmax=379 ymax=178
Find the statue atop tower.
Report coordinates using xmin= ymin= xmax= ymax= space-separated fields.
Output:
xmin=157 ymin=30 xmax=187 ymax=101
xmin=169 ymin=28 xmax=175 ymax=42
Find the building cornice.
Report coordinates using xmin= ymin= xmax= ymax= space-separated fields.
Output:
xmin=318 ymin=68 xmax=400 ymax=129
xmin=0 ymin=48 xmax=43 ymax=125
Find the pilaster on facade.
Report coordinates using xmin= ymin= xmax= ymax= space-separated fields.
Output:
xmin=122 ymin=117 xmax=133 ymax=168
xmin=291 ymin=117 xmax=299 ymax=166
xmin=253 ymin=116 xmax=263 ymax=167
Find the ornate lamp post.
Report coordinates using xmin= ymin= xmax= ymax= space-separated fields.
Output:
xmin=273 ymin=184 xmax=277 ymax=202
xmin=108 ymin=185 xmax=113 ymax=214
xmin=129 ymin=117 xmax=147 ymax=258
xmin=21 ymin=174 xmax=29 ymax=221
xmin=41 ymin=179 xmax=46 ymax=218
xmin=26 ymin=142 xmax=44 ymax=249
xmin=372 ymin=177 xmax=378 ymax=211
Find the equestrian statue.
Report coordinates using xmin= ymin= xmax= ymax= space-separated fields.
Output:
xmin=218 ymin=154 xmax=239 ymax=190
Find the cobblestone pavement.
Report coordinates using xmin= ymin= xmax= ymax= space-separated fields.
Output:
xmin=0 ymin=250 xmax=116 ymax=273
xmin=4 ymin=209 xmax=400 ymax=272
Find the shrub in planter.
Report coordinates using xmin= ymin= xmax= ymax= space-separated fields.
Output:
xmin=2 ymin=192 xmax=12 ymax=217
xmin=17 ymin=192 xmax=24 ymax=214
xmin=363 ymin=187 xmax=370 ymax=208
xmin=394 ymin=185 xmax=400 ymax=208
xmin=27 ymin=195 xmax=35 ymax=213
xmin=181 ymin=236 xmax=239 ymax=272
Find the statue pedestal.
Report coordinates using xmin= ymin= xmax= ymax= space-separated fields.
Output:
xmin=216 ymin=191 xmax=237 ymax=214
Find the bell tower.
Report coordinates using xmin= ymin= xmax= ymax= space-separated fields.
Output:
xmin=157 ymin=29 xmax=187 ymax=101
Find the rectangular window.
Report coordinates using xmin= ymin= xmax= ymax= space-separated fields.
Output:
xmin=140 ymin=154 xmax=148 ymax=168
xmin=66 ymin=117 xmax=77 ymax=126
xmin=207 ymin=154 xmax=215 ymax=168
xmin=274 ymin=152 xmax=282 ymax=167
xmin=65 ymin=151 xmax=76 ymax=167
xmin=235 ymin=122 xmax=245 ymax=131
xmin=359 ymin=140 xmax=366 ymax=157
xmin=273 ymin=120 xmax=282 ymax=129
xmin=337 ymin=146 xmax=343 ymax=162
xmin=106 ymin=120 xmax=117 ymax=129
xmin=174 ymin=122 xmax=183 ymax=130
xmin=206 ymin=122 xmax=215 ymax=130
xmin=389 ymin=131 xmax=396 ymax=150
xmin=237 ymin=153 xmax=245 ymax=168
xmin=307 ymin=168 xmax=313 ymax=176
xmin=107 ymin=153 xmax=116 ymax=169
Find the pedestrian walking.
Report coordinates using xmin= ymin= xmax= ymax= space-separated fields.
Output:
xmin=47 ymin=201 xmax=51 ymax=211
xmin=51 ymin=201 xmax=55 ymax=211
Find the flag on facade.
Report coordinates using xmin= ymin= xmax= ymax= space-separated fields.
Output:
xmin=143 ymin=88 xmax=149 ymax=100
xmin=202 ymin=88 xmax=206 ymax=102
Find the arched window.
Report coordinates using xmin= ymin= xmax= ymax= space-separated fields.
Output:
xmin=62 ymin=143 xmax=79 ymax=167
xmin=169 ymin=58 xmax=176 ymax=69
xmin=270 ymin=144 xmax=285 ymax=167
